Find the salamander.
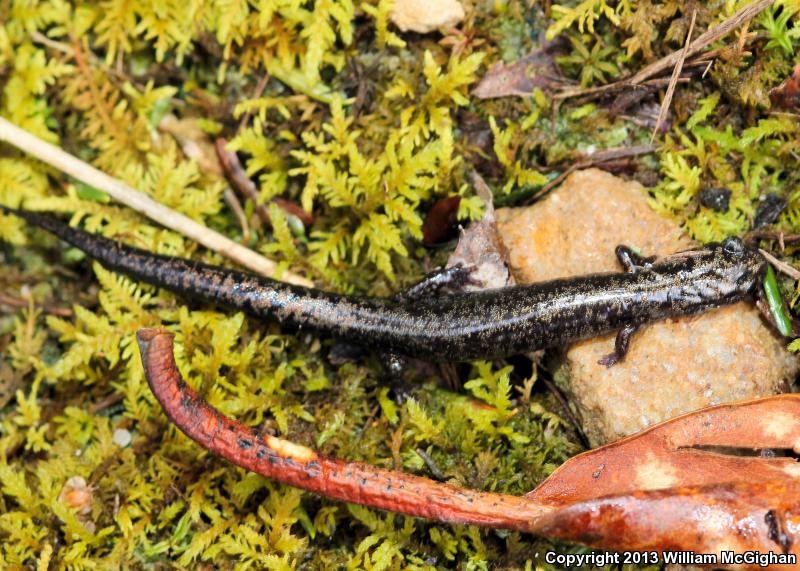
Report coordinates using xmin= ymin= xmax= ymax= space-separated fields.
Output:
xmin=0 ymin=206 xmax=773 ymax=364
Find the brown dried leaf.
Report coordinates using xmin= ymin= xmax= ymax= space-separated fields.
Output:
xmin=770 ymin=63 xmax=800 ymax=110
xmin=447 ymin=173 xmax=512 ymax=289
xmin=472 ymin=42 xmax=567 ymax=99
xmin=528 ymin=394 xmax=800 ymax=507
xmin=536 ymin=480 xmax=800 ymax=568
xmin=422 ymin=196 xmax=461 ymax=246
xmin=158 ymin=114 xmax=223 ymax=178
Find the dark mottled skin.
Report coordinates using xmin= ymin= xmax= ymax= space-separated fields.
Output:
xmin=3 ymin=207 xmax=768 ymax=361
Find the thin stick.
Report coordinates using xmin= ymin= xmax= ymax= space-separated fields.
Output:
xmin=30 ymin=30 xmax=73 ymax=55
xmin=416 ymin=448 xmax=447 ymax=481
xmin=88 ymin=392 xmax=125 ymax=414
xmin=0 ymin=117 xmax=313 ymax=287
xmin=0 ymin=293 xmax=73 ymax=317
xmin=556 ymin=75 xmax=692 ymax=101
xmin=215 ymin=137 xmax=273 ymax=227
xmin=759 ymin=249 xmax=800 ymax=281
xmin=746 ymin=230 xmax=800 ymax=248
xmin=223 ymin=188 xmax=250 ymax=243
xmin=578 ymin=144 xmax=657 ymax=164
xmin=524 ymin=144 xmax=656 ymax=205
xmin=215 ymin=138 xmax=314 ymax=228
xmin=237 ymin=74 xmax=271 ymax=132
xmin=652 ymin=10 xmax=696 ymax=141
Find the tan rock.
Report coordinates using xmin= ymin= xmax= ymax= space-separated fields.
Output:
xmin=391 ymin=0 xmax=464 ymax=34
xmin=496 ymin=168 xmax=799 ymax=445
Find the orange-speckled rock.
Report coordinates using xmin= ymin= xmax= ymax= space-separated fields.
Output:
xmin=497 ymin=169 xmax=693 ymax=280
xmin=495 ymin=168 xmax=799 ymax=445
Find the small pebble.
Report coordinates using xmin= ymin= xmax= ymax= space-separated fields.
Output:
xmin=697 ymin=187 xmax=731 ymax=212
xmin=753 ymin=193 xmax=787 ymax=228
xmin=112 ymin=428 xmax=132 ymax=448
xmin=59 ymin=476 xmax=93 ymax=515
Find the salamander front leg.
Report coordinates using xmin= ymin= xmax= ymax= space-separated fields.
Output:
xmin=598 ymin=323 xmax=640 ymax=367
xmin=615 ymin=245 xmax=656 ymax=274
xmin=385 ymin=352 xmax=406 ymax=378
xmin=393 ymin=264 xmax=480 ymax=301
xmin=381 ymin=351 xmax=416 ymax=403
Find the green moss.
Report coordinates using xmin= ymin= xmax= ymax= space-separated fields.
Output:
xmin=1 ymin=0 xmax=800 ymax=568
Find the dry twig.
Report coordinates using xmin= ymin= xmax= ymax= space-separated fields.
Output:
xmin=651 ymin=10 xmax=696 ymax=141
xmin=746 ymin=230 xmax=800 ymax=248
xmin=215 ymin=138 xmax=273 ymax=227
xmin=237 ymin=74 xmax=271 ymax=132
xmin=0 ymin=117 xmax=313 ymax=287
xmin=524 ymin=145 xmax=656 ymax=205
xmin=0 ymin=293 xmax=73 ymax=317
xmin=215 ymin=138 xmax=314 ymax=228
xmin=759 ymin=249 xmax=800 ymax=281
xmin=416 ymin=448 xmax=447 ymax=481
xmin=223 ymin=188 xmax=250 ymax=243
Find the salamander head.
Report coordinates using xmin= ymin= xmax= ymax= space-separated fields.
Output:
xmin=712 ymin=237 xmax=768 ymax=296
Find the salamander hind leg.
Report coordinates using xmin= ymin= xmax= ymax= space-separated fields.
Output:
xmin=380 ymin=351 xmax=415 ymax=403
xmin=598 ymin=324 xmax=640 ymax=367
xmin=614 ymin=245 xmax=656 ymax=274
xmin=393 ymin=264 xmax=480 ymax=301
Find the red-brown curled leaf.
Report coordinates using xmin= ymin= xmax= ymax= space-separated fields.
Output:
xmin=136 ymin=328 xmax=549 ymax=531
xmin=472 ymin=42 xmax=567 ymax=99
xmin=422 ymin=196 xmax=461 ymax=246
xmin=137 ymin=328 xmax=800 ymax=567
xmin=770 ymin=64 xmax=800 ymax=110
xmin=528 ymin=394 xmax=800 ymax=507
xmin=535 ymin=480 xmax=800 ymax=569
xmin=272 ymin=197 xmax=314 ymax=226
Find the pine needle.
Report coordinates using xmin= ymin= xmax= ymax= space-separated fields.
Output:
xmin=651 ymin=10 xmax=697 ymax=142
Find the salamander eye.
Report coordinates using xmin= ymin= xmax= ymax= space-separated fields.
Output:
xmin=722 ymin=237 xmax=745 ymax=256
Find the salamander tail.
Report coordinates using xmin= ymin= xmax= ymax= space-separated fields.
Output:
xmin=0 ymin=205 xmax=131 ymax=265
xmin=0 ymin=205 xmax=76 ymax=240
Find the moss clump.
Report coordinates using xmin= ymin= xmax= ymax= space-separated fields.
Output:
xmin=1 ymin=0 xmax=799 ymax=568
